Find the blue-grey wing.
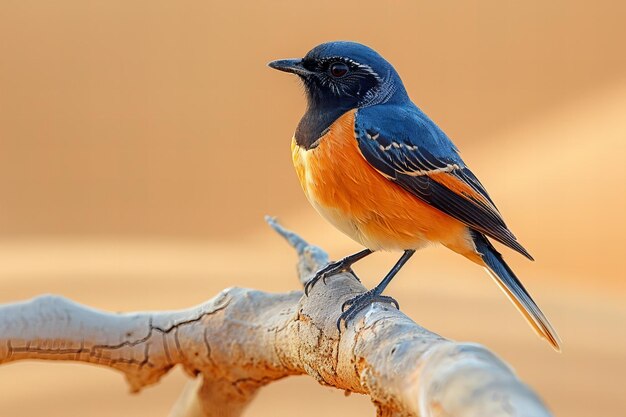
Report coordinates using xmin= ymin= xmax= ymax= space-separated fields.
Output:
xmin=354 ymin=105 xmax=532 ymax=260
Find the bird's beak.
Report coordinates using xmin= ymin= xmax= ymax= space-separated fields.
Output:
xmin=267 ymin=58 xmax=311 ymax=76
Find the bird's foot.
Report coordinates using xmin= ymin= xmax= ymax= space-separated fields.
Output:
xmin=336 ymin=290 xmax=399 ymax=331
xmin=304 ymin=261 xmax=359 ymax=296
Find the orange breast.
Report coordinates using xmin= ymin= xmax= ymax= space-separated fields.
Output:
xmin=291 ymin=109 xmax=473 ymax=254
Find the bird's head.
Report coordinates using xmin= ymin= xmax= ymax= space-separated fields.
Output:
xmin=268 ymin=41 xmax=408 ymax=111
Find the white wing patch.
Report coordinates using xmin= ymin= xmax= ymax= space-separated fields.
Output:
xmin=365 ymin=130 xmax=461 ymax=176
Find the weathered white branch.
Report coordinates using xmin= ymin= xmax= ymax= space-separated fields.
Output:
xmin=0 ymin=218 xmax=552 ymax=417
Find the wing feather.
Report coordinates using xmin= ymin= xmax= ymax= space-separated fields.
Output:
xmin=355 ymin=106 xmax=533 ymax=260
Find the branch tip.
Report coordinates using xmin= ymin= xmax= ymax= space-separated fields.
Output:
xmin=264 ymin=215 xmax=309 ymax=254
xmin=265 ymin=215 xmax=330 ymax=285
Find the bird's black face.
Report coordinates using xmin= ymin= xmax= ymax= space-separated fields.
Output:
xmin=299 ymin=56 xmax=382 ymax=109
xmin=269 ymin=55 xmax=382 ymax=111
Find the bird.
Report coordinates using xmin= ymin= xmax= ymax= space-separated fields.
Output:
xmin=268 ymin=41 xmax=561 ymax=350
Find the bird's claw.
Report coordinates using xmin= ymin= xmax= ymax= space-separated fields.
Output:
xmin=304 ymin=262 xmax=357 ymax=296
xmin=336 ymin=291 xmax=400 ymax=331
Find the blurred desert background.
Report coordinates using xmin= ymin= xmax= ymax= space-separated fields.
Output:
xmin=1 ymin=0 xmax=625 ymax=416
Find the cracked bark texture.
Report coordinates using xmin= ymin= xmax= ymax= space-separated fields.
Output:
xmin=0 ymin=218 xmax=552 ymax=417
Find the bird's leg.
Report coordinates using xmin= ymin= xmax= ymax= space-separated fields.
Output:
xmin=304 ymin=249 xmax=373 ymax=296
xmin=337 ymin=249 xmax=415 ymax=330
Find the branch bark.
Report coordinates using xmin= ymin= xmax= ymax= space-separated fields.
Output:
xmin=0 ymin=218 xmax=552 ymax=417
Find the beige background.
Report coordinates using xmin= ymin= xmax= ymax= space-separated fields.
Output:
xmin=1 ymin=1 xmax=625 ymax=416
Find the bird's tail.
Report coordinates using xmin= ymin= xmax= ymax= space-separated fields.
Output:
xmin=472 ymin=232 xmax=562 ymax=351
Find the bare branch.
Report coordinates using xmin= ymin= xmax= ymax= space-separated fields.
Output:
xmin=0 ymin=219 xmax=552 ymax=417
xmin=0 ymin=291 xmax=231 ymax=391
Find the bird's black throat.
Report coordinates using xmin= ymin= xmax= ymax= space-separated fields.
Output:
xmin=295 ymin=102 xmax=354 ymax=150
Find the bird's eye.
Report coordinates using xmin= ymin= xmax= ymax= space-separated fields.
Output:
xmin=329 ymin=62 xmax=349 ymax=78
